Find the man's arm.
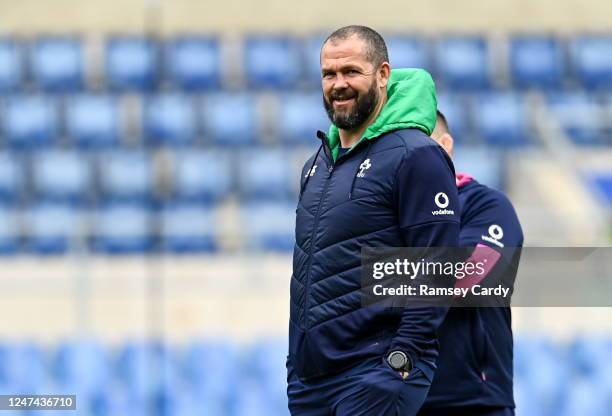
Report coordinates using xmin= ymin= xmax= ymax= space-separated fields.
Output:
xmin=387 ymin=142 xmax=460 ymax=369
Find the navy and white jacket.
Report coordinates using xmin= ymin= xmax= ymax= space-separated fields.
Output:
xmin=288 ymin=128 xmax=460 ymax=381
xmin=421 ymin=173 xmax=524 ymax=410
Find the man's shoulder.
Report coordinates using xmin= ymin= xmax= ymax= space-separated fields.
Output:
xmin=375 ymin=128 xmax=438 ymax=155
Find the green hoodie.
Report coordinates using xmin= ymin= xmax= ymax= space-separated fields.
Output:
xmin=326 ymin=68 xmax=437 ymax=161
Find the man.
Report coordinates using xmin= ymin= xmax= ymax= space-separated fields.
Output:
xmin=418 ymin=111 xmax=524 ymax=416
xmin=287 ymin=26 xmax=460 ymax=415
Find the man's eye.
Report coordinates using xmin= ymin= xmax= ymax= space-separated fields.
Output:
xmin=347 ymin=69 xmax=359 ymax=75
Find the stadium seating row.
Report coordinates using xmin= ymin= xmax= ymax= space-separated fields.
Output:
xmin=0 ymin=149 xmax=306 ymax=204
xmin=0 ymin=336 xmax=610 ymax=416
xmin=0 ymin=201 xmax=295 ymax=254
xmin=3 ymin=90 xmax=612 ymax=148
xmin=2 ymin=35 xmax=612 ymax=91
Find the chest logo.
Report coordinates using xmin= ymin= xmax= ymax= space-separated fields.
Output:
xmin=356 ymin=159 xmax=372 ymax=178
xmin=432 ymin=192 xmax=455 ymax=216
xmin=305 ymin=165 xmax=317 ymax=177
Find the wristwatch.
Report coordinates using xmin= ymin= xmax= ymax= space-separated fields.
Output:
xmin=387 ymin=350 xmax=412 ymax=372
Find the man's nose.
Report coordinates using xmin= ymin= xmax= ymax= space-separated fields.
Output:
xmin=332 ymin=73 xmax=349 ymax=89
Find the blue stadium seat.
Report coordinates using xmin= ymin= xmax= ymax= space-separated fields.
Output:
xmin=144 ymin=94 xmax=197 ymax=146
xmin=202 ymin=93 xmax=259 ymax=145
xmin=385 ymin=36 xmax=430 ymax=71
xmin=510 ymin=36 xmax=565 ymax=88
xmin=115 ymin=342 xmax=180 ymax=401
xmin=53 ymin=341 xmax=109 ymax=396
xmin=241 ymin=202 xmax=295 ymax=251
xmin=106 ymin=37 xmax=158 ymax=90
xmin=0 ymin=152 xmax=22 ymax=202
xmin=65 ymin=94 xmax=122 ymax=148
xmin=172 ymin=150 xmax=232 ymax=203
xmin=0 ymin=343 xmax=49 ymax=390
xmin=238 ymin=149 xmax=294 ymax=200
xmin=91 ymin=204 xmax=152 ymax=253
xmin=99 ymin=151 xmax=154 ymax=203
xmin=546 ymin=92 xmax=605 ymax=145
xmin=0 ymin=206 xmax=19 ymax=254
xmin=436 ymin=93 xmax=471 ymax=143
xmin=453 ymin=148 xmax=503 ymax=190
xmin=31 ymin=37 xmax=84 ymax=91
xmin=160 ymin=204 xmax=217 ymax=253
xmin=303 ymin=35 xmax=326 ymax=85
xmin=434 ymin=36 xmax=490 ymax=89
xmin=570 ymin=336 xmax=612 ymax=376
xmin=25 ymin=203 xmax=82 ymax=254
xmin=472 ymin=92 xmax=532 ymax=146
xmin=590 ymin=173 xmax=612 ymax=206
xmin=0 ymin=40 xmax=23 ymax=91
xmin=3 ymin=95 xmax=57 ymax=148
xmin=570 ymin=36 xmax=612 ymax=89
xmin=31 ymin=150 xmax=91 ymax=203
xmin=166 ymin=37 xmax=221 ymax=90
xmin=560 ymin=378 xmax=610 ymax=416
xmin=277 ymin=93 xmax=329 ymax=144
xmin=183 ymin=340 xmax=237 ymax=406
xmin=244 ymin=36 xmax=301 ymax=89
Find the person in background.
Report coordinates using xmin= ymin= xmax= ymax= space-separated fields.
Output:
xmin=419 ymin=111 xmax=524 ymax=416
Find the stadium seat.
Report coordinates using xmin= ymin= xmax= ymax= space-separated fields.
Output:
xmin=0 ymin=206 xmax=19 ymax=254
xmin=545 ymin=92 xmax=605 ymax=145
xmin=510 ymin=36 xmax=565 ymax=88
xmin=241 ymin=202 xmax=295 ymax=251
xmin=471 ymin=92 xmax=532 ymax=146
xmin=589 ymin=173 xmax=612 ymax=206
xmin=244 ymin=36 xmax=301 ymax=89
xmin=202 ymin=93 xmax=259 ymax=145
xmin=385 ymin=36 xmax=431 ymax=71
xmin=0 ymin=343 xmax=49 ymax=391
xmin=24 ymin=203 xmax=83 ymax=254
xmin=277 ymin=93 xmax=329 ymax=144
xmin=559 ymin=378 xmax=610 ymax=416
xmin=166 ymin=37 xmax=221 ymax=90
xmin=434 ymin=36 xmax=491 ymax=89
xmin=172 ymin=150 xmax=232 ymax=203
xmin=0 ymin=39 xmax=23 ymax=91
xmin=238 ymin=148 xmax=294 ymax=200
xmin=453 ymin=148 xmax=503 ymax=190
xmin=31 ymin=150 xmax=91 ymax=203
xmin=182 ymin=340 xmax=237 ymax=404
xmin=160 ymin=204 xmax=217 ymax=253
xmin=436 ymin=93 xmax=471 ymax=144
xmin=106 ymin=37 xmax=158 ymax=90
xmin=31 ymin=37 xmax=84 ymax=91
xmin=65 ymin=94 xmax=122 ymax=148
xmin=91 ymin=204 xmax=152 ymax=253
xmin=569 ymin=335 xmax=612 ymax=376
xmin=0 ymin=152 xmax=22 ymax=202
xmin=303 ymin=34 xmax=326 ymax=85
xmin=3 ymin=95 xmax=57 ymax=148
xmin=53 ymin=340 xmax=109 ymax=396
xmin=143 ymin=94 xmax=197 ymax=146
xmin=570 ymin=36 xmax=612 ymax=89
xmin=99 ymin=151 xmax=154 ymax=203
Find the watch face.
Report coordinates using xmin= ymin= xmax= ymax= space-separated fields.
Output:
xmin=389 ymin=352 xmax=407 ymax=369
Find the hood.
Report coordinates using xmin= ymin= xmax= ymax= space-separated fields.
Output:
xmin=326 ymin=68 xmax=437 ymax=161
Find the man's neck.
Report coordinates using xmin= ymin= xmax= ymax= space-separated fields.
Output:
xmin=338 ymin=94 xmax=387 ymax=149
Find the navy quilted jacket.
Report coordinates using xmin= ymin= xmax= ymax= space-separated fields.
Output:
xmin=288 ymin=69 xmax=461 ymax=380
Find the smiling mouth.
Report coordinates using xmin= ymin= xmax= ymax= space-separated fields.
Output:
xmin=333 ymin=98 xmax=355 ymax=106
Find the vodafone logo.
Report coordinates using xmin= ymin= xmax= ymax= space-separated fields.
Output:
xmin=434 ymin=192 xmax=449 ymax=208
xmin=482 ymin=224 xmax=504 ymax=247
xmin=432 ymin=192 xmax=454 ymax=216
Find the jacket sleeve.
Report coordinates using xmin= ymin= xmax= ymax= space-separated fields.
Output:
xmin=388 ymin=142 xmax=460 ymax=366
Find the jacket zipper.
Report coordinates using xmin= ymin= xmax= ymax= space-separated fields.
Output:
xmin=303 ymin=162 xmax=334 ymax=331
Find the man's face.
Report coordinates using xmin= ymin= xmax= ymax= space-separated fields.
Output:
xmin=320 ymin=36 xmax=380 ymax=130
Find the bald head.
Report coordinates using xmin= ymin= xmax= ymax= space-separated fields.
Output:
xmin=431 ymin=110 xmax=454 ymax=157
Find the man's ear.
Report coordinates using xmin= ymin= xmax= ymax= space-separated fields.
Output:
xmin=439 ymin=132 xmax=454 ymax=157
xmin=378 ymin=62 xmax=391 ymax=88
